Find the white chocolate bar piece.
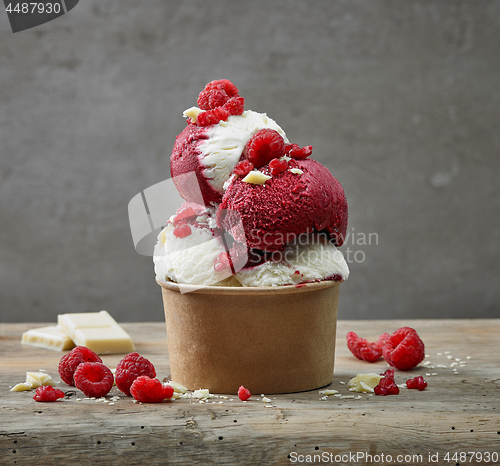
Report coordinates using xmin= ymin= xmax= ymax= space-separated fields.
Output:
xmin=58 ymin=310 xmax=135 ymax=354
xmin=21 ymin=325 xmax=75 ymax=351
xmin=10 ymin=371 xmax=56 ymax=392
xmin=72 ymin=326 xmax=135 ymax=355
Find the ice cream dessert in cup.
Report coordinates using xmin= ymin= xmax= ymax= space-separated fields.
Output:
xmin=154 ymin=80 xmax=349 ymax=394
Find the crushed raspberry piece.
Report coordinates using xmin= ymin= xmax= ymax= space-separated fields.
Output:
xmin=374 ymin=369 xmax=400 ymax=396
xmin=285 ymin=143 xmax=313 ymax=159
xmin=58 ymin=346 xmax=103 ymax=386
xmin=346 ymin=331 xmax=390 ymax=363
xmin=197 ymin=106 xmax=230 ymax=126
xmin=198 ymin=79 xmax=239 ymax=110
xmin=238 ymin=385 xmax=251 ymax=401
xmin=173 ymin=224 xmax=192 ymax=238
xmin=233 ymin=160 xmax=254 ymax=176
xmin=214 ymin=252 xmax=232 ymax=273
xmin=130 ymin=376 xmax=169 ymax=403
xmin=406 ymin=375 xmax=427 ymax=391
xmin=382 ymin=327 xmax=425 ymax=371
xmin=269 ymin=158 xmax=288 ymax=175
xmin=73 ymin=362 xmax=114 ymax=398
xmin=173 ymin=207 xmax=197 ymax=224
xmin=245 ymin=129 xmax=285 ymax=169
xmin=33 ymin=385 xmax=65 ymax=402
xmin=115 ymin=352 xmax=156 ymax=396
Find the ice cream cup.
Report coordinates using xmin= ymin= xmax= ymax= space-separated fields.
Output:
xmin=159 ymin=279 xmax=341 ymax=394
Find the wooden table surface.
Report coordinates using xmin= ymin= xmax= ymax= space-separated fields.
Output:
xmin=1 ymin=320 xmax=499 ymax=466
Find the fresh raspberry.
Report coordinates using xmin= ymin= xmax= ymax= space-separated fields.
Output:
xmin=233 ymin=160 xmax=254 ymax=176
xmin=238 ymin=385 xmax=251 ymax=401
xmin=198 ymin=79 xmax=239 ymax=110
xmin=130 ymin=376 xmax=171 ymax=403
xmin=346 ymin=331 xmax=390 ymax=363
xmin=374 ymin=369 xmax=400 ymax=396
xmin=33 ymin=386 xmax=65 ymax=402
xmin=245 ymin=129 xmax=285 ymax=169
xmin=406 ymin=375 xmax=427 ymax=391
xmin=223 ymin=96 xmax=245 ymax=116
xmin=382 ymin=327 xmax=425 ymax=371
xmin=285 ymin=143 xmax=313 ymax=159
xmin=269 ymin=158 xmax=288 ymax=175
xmin=197 ymin=106 xmax=230 ymax=126
xmin=73 ymin=362 xmax=114 ymax=398
xmin=173 ymin=224 xmax=192 ymax=238
xmin=58 ymin=346 xmax=103 ymax=386
xmin=214 ymin=252 xmax=232 ymax=273
xmin=115 ymin=352 xmax=156 ymax=396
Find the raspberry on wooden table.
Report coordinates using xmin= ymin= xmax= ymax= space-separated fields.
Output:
xmin=130 ymin=376 xmax=171 ymax=403
xmin=58 ymin=346 xmax=103 ymax=386
xmin=382 ymin=327 xmax=425 ymax=371
xmin=238 ymin=385 xmax=252 ymax=401
xmin=73 ymin=362 xmax=114 ymax=398
xmin=346 ymin=331 xmax=390 ymax=363
xmin=406 ymin=375 xmax=427 ymax=391
xmin=374 ymin=369 xmax=400 ymax=396
xmin=115 ymin=352 xmax=156 ymax=396
xmin=33 ymin=386 xmax=65 ymax=402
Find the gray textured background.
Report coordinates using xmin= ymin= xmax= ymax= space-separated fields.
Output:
xmin=1 ymin=0 xmax=499 ymax=323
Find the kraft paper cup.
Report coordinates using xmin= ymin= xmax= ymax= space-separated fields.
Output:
xmin=159 ymin=280 xmax=341 ymax=395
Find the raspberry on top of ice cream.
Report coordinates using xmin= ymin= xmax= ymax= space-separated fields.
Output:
xmin=170 ymin=79 xmax=288 ymax=206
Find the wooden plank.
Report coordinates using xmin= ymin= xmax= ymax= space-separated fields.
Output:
xmin=1 ymin=320 xmax=499 ymax=465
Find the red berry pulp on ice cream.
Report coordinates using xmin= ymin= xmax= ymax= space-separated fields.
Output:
xmin=233 ymin=160 xmax=254 ymax=176
xmin=173 ymin=224 xmax=192 ymax=238
xmin=269 ymin=158 xmax=288 ymax=175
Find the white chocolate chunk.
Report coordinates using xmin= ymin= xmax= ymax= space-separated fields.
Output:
xmin=58 ymin=310 xmax=117 ymax=334
xmin=319 ymin=389 xmax=339 ymax=396
xmin=10 ymin=383 xmax=32 ymax=392
xmin=348 ymin=374 xmax=383 ymax=393
xmin=26 ymin=371 xmax=56 ymax=388
xmin=193 ymin=389 xmax=212 ymax=399
xmin=58 ymin=311 xmax=134 ymax=354
xmin=72 ymin=326 xmax=135 ymax=355
xmin=242 ymin=170 xmax=271 ymax=185
xmin=183 ymin=106 xmax=203 ymax=124
xmin=21 ymin=325 xmax=75 ymax=351
xmin=262 ymin=397 xmax=272 ymax=403
xmin=289 ymin=168 xmax=303 ymax=175
xmin=168 ymin=381 xmax=189 ymax=394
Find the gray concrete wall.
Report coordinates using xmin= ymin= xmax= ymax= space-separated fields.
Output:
xmin=1 ymin=0 xmax=499 ymax=323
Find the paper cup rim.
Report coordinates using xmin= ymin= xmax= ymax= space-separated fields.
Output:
xmin=157 ymin=278 xmax=342 ymax=295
